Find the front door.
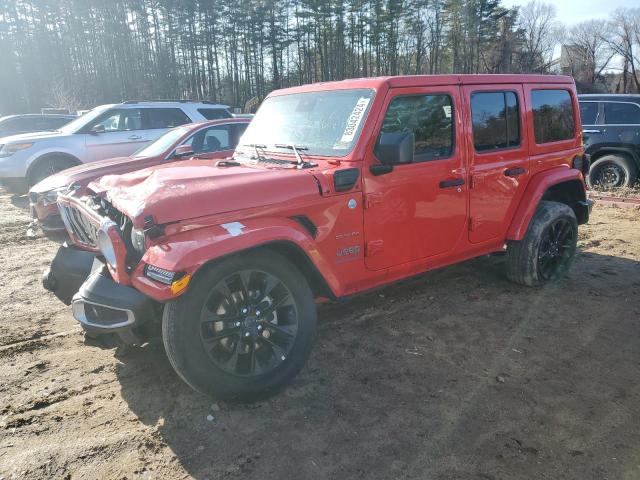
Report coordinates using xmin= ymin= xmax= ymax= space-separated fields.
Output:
xmin=84 ymin=108 xmax=149 ymax=162
xmin=363 ymin=85 xmax=468 ymax=271
xmin=464 ymin=85 xmax=529 ymax=244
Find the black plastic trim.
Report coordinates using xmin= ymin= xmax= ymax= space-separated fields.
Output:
xmin=333 ymin=168 xmax=360 ymax=192
xmin=290 ymin=215 xmax=318 ymax=238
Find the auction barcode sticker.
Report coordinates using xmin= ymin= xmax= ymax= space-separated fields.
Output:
xmin=340 ymin=97 xmax=371 ymax=144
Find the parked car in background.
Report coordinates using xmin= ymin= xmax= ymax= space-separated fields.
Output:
xmin=579 ymin=94 xmax=640 ymax=188
xmin=29 ymin=118 xmax=250 ymax=239
xmin=0 ymin=100 xmax=231 ymax=192
xmin=44 ymin=74 xmax=591 ymax=400
xmin=0 ymin=114 xmax=76 ymax=138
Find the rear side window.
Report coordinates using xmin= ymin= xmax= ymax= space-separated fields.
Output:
xmin=471 ymin=91 xmax=520 ymax=151
xmin=198 ymin=108 xmax=232 ymax=120
xmin=579 ymin=102 xmax=598 ymax=125
xmin=603 ymin=102 xmax=640 ymax=125
xmin=0 ymin=117 xmax=41 ymax=132
xmin=144 ymin=108 xmax=192 ymax=129
xmin=34 ymin=117 xmax=72 ymax=130
xmin=531 ymin=89 xmax=575 ymax=143
xmin=380 ymin=94 xmax=454 ymax=162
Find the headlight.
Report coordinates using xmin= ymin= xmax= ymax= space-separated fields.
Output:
xmin=130 ymin=227 xmax=146 ymax=254
xmin=98 ymin=224 xmax=117 ymax=268
xmin=0 ymin=143 xmax=34 ymax=158
xmin=41 ymin=188 xmax=64 ymax=206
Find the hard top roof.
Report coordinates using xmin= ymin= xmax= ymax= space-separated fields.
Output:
xmin=270 ymin=74 xmax=575 ymax=96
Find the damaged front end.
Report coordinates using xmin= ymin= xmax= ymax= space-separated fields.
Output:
xmin=43 ymin=191 xmax=162 ymax=347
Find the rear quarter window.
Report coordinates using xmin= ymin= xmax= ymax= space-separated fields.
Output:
xmin=198 ymin=108 xmax=232 ymax=120
xmin=531 ymin=89 xmax=576 ymax=143
xmin=603 ymin=102 xmax=640 ymax=125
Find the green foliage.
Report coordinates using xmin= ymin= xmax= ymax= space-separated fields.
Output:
xmin=0 ymin=0 xmax=547 ymax=113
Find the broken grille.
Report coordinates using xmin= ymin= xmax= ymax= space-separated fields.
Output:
xmin=59 ymin=203 xmax=99 ymax=248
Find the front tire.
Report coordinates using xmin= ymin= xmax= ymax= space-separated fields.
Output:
xmin=162 ymin=251 xmax=317 ymax=401
xmin=28 ymin=155 xmax=78 ymax=187
xmin=506 ymin=201 xmax=578 ymax=287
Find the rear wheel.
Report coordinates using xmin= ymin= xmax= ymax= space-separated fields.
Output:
xmin=506 ymin=201 xmax=578 ymax=287
xmin=28 ymin=155 xmax=78 ymax=187
xmin=587 ymin=154 xmax=638 ymax=189
xmin=162 ymin=251 xmax=316 ymax=400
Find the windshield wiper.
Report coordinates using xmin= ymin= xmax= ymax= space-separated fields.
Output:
xmin=240 ymin=143 xmax=268 ymax=161
xmin=274 ymin=144 xmax=316 ymax=169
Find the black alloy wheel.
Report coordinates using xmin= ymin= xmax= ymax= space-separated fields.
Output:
xmin=591 ymin=162 xmax=626 ymax=189
xmin=537 ymin=218 xmax=576 ymax=281
xmin=199 ymin=269 xmax=299 ymax=377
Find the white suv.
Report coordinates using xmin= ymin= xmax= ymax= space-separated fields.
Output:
xmin=0 ymin=101 xmax=231 ymax=192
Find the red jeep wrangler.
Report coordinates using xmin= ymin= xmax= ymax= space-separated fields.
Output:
xmin=44 ymin=75 xmax=591 ymax=400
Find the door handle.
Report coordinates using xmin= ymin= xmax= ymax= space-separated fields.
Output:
xmin=504 ymin=167 xmax=526 ymax=177
xmin=583 ymin=129 xmax=601 ymax=134
xmin=439 ymin=178 xmax=465 ymax=188
xmin=128 ymin=135 xmax=142 ymax=140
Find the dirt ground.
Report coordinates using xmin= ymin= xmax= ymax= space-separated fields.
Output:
xmin=0 ymin=191 xmax=639 ymax=480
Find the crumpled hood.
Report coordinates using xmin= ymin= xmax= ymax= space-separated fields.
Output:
xmin=30 ymin=155 xmax=157 ymax=194
xmin=90 ymin=159 xmax=321 ymax=225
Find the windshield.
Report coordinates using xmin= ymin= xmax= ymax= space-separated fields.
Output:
xmin=58 ymin=105 xmax=113 ymax=134
xmin=133 ymin=125 xmax=191 ymax=157
xmin=238 ymin=88 xmax=375 ymax=157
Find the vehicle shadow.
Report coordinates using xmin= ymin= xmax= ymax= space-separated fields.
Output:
xmin=115 ymin=250 xmax=640 ymax=479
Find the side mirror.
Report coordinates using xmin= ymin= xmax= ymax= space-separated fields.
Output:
xmin=173 ymin=145 xmax=195 ymax=158
xmin=90 ymin=124 xmax=106 ymax=134
xmin=374 ymin=132 xmax=414 ymax=165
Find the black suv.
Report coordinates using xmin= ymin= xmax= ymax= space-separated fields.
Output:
xmin=579 ymin=94 xmax=640 ymax=188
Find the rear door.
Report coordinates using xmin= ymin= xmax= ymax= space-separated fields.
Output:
xmin=362 ymin=85 xmax=468 ymax=271
xmin=464 ymin=85 xmax=529 ymax=244
xmin=602 ymin=100 xmax=640 ymax=150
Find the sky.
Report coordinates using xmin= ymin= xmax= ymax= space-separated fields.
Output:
xmin=501 ymin=0 xmax=638 ymax=25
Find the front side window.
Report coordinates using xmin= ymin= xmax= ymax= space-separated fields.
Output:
xmin=183 ymin=125 xmax=232 ymax=153
xmin=380 ymin=94 xmax=454 ymax=162
xmin=579 ymin=102 xmax=598 ymax=125
xmin=239 ymin=88 xmax=375 ymax=157
xmin=531 ymin=89 xmax=575 ymax=143
xmin=144 ymin=108 xmax=192 ymax=129
xmin=88 ymin=109 xmax=143 ymax=132
xmin=603 ymin=102 xmax=640 ymax=125
xmin=133 ymin=125 xmax=191 ymax=157
xmin=471 ymin=91 xmax=520 ymax=151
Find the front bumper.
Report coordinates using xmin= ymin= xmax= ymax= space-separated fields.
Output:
xmin=72 ymin=270 xmax=160 ymax=345
xmin=43 ymin=243 xmax=161 ymax=345
xmin=0 ymin=151 xmax=29 ymax=178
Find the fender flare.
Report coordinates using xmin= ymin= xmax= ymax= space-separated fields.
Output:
xmin=132 ymin=217 xmax=342 ymax=302
xmin=506 ymin=167 xmax=585 ymax=241
xmin=588 ymin=146 xmax=639 ymax=165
